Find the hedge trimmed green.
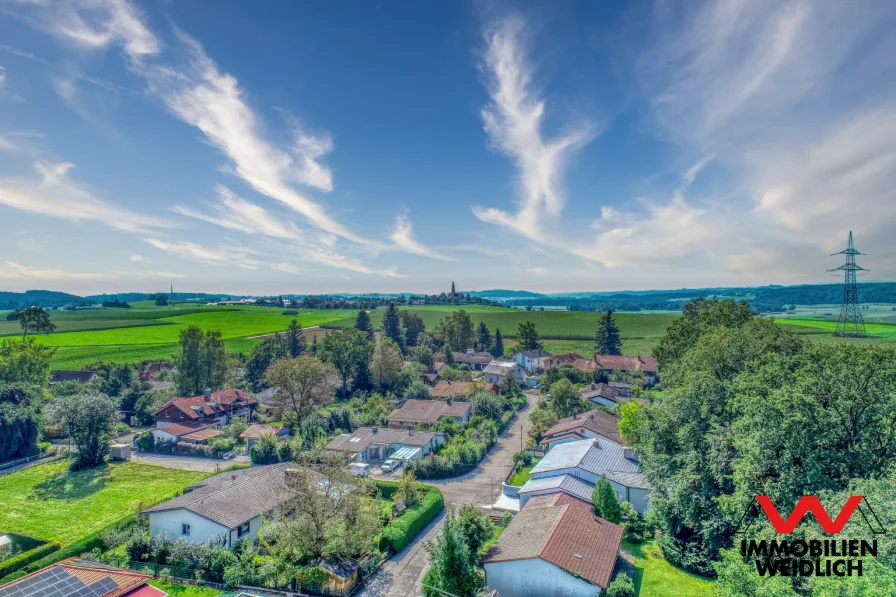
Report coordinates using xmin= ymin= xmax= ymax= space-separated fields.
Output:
xmin=0 ymin=515 xmax=137 ymax=586
xmin=377 ymin=481 xmax=444 ymax=554
xmin=0 ymin=540 xmax=60 ymax=579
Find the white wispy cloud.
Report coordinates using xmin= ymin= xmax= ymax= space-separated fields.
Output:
xmin=472 ymin=16 xmax=596 ymax=242
xmin=389 ymin=213 xmax=453 ymax=260
xmin=139 ymin=30 xmax=365 ymax=244
xmin=129 ymin=253 xmax=147 ymax=262
xmin=0 ymin=161 xmax=170 ymax=234
xmin=19 ymin=0 xmax=161 ymax=61
xmin=145 ymin=238 xmax=261 ymax=270
xmin=174 ymin=185 xmax=303 ymax=240
xmin=0 ymin=66 xmax=6 ymax=90
xmin=0 ymin=261 xmax=105 ymax=281
xmin=0 ymin=136 xmax=14 ymax=151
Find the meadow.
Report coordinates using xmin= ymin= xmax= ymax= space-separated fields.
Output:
xmin=0 ymin=460 xmax=208 ymax=545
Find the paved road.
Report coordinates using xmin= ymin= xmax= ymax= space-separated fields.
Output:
xmin=130 ymin=452 xmax=250 ymax=472
xmin=356 ymin=390 xmax=540 ymax=597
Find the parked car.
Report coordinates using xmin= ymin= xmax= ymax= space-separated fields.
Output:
xmin=380 ymin=459 xmax=401 ymax=473
xmin=349 ymin=463 xmax=371 ymax=477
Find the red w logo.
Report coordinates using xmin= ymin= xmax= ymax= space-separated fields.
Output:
xmin=756 ymin=496 xmax=864 ymax=534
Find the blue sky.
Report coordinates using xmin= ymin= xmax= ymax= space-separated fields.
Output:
xmin=1 ymin=0 xmax=895 ymax=295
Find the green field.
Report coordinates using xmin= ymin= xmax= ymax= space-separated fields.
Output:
xmin=624 ymin=540 xmax=713 ymax=597
xmin=0 ymin=460 xmax=208 ymax=545
xmin=0 ymin=302 xmax=354 ymax=368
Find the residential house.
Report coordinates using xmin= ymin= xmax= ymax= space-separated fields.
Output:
xmin=324 ymin=426 xmax=444 ymax=463
xmin=510 ymin=348 xmax=552 ymax=373
xmin=541 ymin=353 xmax=585 ymax=371
xmin=539 ymin=410 xmax=623 ymax=451
xmin=0 ymin=558 xmax=165 ymax=597
xmin=452 ymin=350 xmax=494 ymax=371
xmin=575 ymin=355 xmax=658 ymax=385
xmin=139 ymin=361 xmax=174 ymax=381
xmin=578 ymin=384 xmax=646 ymax=408
xmin=388 ymin=398 xmax=472 ymax=427
xmin=142 ymin=463 xmax=291 ymax=547
xmin=483 ymin=493 xmax=623 ymax=596
xmin=150 ymin=422 xmax=220 ymax=444
xmin=154 ymin=388 xmax=256 ymax=428
xmin=240 ymin=423 xmax=291 ymax=450
xmin=430 ymin=380 xmax=474 ymax=399
xmin=483 ymin=360 xmax=527 ymax=386
xmin=518 ymin=437 xmax=652 ymax=513
xmin=49 ymin=370 xmax=97 ymax=385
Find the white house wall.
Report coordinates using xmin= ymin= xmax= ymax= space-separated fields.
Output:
xmin=225 ymin=514 xmax=264 ymax=547
xmin=149 ymin=510 xmax=229 ymax=545
xmin=532 ymin=466 xmax=598 ymax=485
xmin=485 ymin=558 xmax=600 ymax=597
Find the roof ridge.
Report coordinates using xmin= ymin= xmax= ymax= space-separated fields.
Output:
xmin=60 ymin=564 xmax=150 ymax=581
xmin=538 ymin=504 xmax=570 ymax=558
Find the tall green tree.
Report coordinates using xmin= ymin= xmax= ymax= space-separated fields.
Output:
xmin=400 ymin=311 xmax=425 ymax=348
xmin=436 ymin=310 xmax=475 ymax=352
xmin=0 ymin=338 xmax=54 ymax=386
xmin=491 ymin=328 xmax=504 ymax=358
xmin=517 ymin=321 xmax=542 ymax=350
xmin=592 ymin=476 xmax=623 ymax=523
xmin=476 ymin=322 xmax=492 ymax=353
xmin=547 ymin=378 xmax=582 ymax=418
xmin=245 ymin=334 xmax=288 ymax=392
xmin=354 ymin=310 xmax=374 ymax=341
xmin=382 ymin=303 xmax=403 ymax=349
xmin=174 ymin=326 xmax=227 ymax=396
xmin=264 ymin=356 xmax=337 ymax=425
xmin=48 ymin=392 xmax=118 ymax=469
xmin=0 ymin=385 xmax=44 ymax=462
xmin=594 ymin=309 xmax=622 ymax=355
xmin=318 ymin=328 xmax=373 ymax=396
xmin=286 ymin=319 xmax=306 ymax=357
xmin=16 ymin=306 xmax=56 ymax=340
xmin=423 ymin=512 xmax=482 ymax=597
xmin=370 ymin=336 xmax=404 ymax=392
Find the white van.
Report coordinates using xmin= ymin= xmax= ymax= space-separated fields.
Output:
xmin=349 ymin=463 xmax=371 ymax=477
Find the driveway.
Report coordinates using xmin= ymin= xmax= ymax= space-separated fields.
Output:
xmin=356 ymin=390 xmax=540 ymax=597
xmin=130 ymin=452 xmax=250 ymax=472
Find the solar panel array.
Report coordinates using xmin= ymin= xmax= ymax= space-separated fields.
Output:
xmin=0 ymin=566 xmax=119 ymax=597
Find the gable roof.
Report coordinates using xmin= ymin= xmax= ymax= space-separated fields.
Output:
xmin=593 ymin=355 xmax=657 ymax=373
xmin=483 ymin=495 xmax=623 ymax=589
xmin=155 ymin=389 xmax=257 ymax=421
xmin=180 ymin=428 xmax=222 ymax=442
xmin=542 ymin=410 xmax=623 ymax=445
xmin=531 ymin=438 xmax=645 ymax=486
xmin=517 ymin=474 xmax=595 ymax=505
xmin=515 ymin=348 xmax=551 ymax=359
xmin=387 ymin=399 xmax=472 ymax=424
xmin=0 ymin=558 xmax=157 ymax=597
xmin=483 ymin=360 xmax=522 ymax=376
xmin=141 ymin=462 xmax=291 ymax=529
xmin=452 ymin=351 xmax=494 ymax=365
xmin=545 ymin=353 xmax=584 ymax=365
xmin=430 ymin=380 xmax=473 ymax=398
xmin=325 ymin=427 xmax=443 ymax=453
xmin=155 ymin=422 xmax=211 ymax=438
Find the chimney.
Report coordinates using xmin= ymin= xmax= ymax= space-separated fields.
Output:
xmin=407 ymin=424 xmax=414 ymax=436
xmin=203 ymin=388 xmax=212 ymax=402
xmin=466 ymin=348 xmax=474 ymax=355
xmin=372 ymin=426 xmax=378 ymax=434
xmin=591 ymin=383 xmax=596 ymax=390
xmin=624 ymin=449 xmax=640 ymax=463
xmin=592 ymin=438 xmax=600 ymax=448
xmin=573 ymin=408 xmax=578 ymax=420
xmin=589 ymin=413 xmax=595 ymax=420
xmin=446 ymin=398 xmax=452 ymax=406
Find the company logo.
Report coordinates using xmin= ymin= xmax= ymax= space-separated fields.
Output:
xmin=733 ymin=495 xmax=885 ymax=578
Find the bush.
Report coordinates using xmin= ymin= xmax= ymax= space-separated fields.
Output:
xmin=502 ymin=511 xmax=513 ymax=525
xmin=207 ymin=436 xmax=237 ymax=453
xmin=657 ymin=531 xmax=717 ymax=577
xmin=125 ymin=533 xmax=151 ymax=561
xmin=175 ymin=441 xmax=216 ymax=458
xmin=134 ymin=431 xmax=154 ymax=452
xmin=621 ymin=502 xmax=649 ymax=543
xmin=282 ymin=309 xmax=299 ymax=316
xmin=606 ymin=572 xmax=635 ymax=597
xmin=114 ymin=423 xmax=131 ymax=436
xmin=377 ymin=482 xmax=444 ymax=554
xmin=513 ymin=451 xmax=533 ymax=467
xmin=0 ymin=541 xmax=61 ymax=578
xmin=250 ymin=435 xmax=279 ymax=464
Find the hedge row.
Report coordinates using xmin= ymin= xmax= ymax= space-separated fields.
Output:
xmin=0 ymin=540 xmax=61 ymax=578
xmin=0 ymin=515 xmax=137 ymax=586
xmin=377 ymin=482 xmax=444 ymax=554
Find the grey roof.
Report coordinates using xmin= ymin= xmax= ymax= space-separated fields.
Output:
xmin=532 ymin=438 xmax=640 ymax=479
xmin=481 ymin=500 xmax=565 ymax=561
xmin=452 ymin=351 xmax=493 ymax=365
xmin=605 ymin=471 xmax=653 ymax=490
xmin=325 ymin=427 xmax=442 ymax=453
xmin=483 ymin=360 xmax=520 ymax=375
xmin=517 ymin=349 xmax=551 ymax=359
xmin=517 ymin=474 xmax=595 ymax=504
xmin=142 ymin=462 xmax=291 ymax=529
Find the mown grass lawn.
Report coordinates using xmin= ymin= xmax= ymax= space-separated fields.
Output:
xmin=148 ymin=581 xmax=221 ymax=597
xmin=0 ymin=460 xmax=209 ymax=545
xmin=623 ymin=539 xmax=714 ymax=597
xmin=508 ymin=464 xmax=536 ymax=487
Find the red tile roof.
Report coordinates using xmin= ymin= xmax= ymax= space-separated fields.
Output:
xmin=541 ymin=410 xmax=623 ymax=445
xmin=156 ymin=389 xmax=256 ymax=421
xmin=240 ymin=424 xmax=288 ymax=439
xmin=388 ymin=399 xmax=472 ymax=424
xmin=155 ymin=422 xmax=210 ymax=438
xmin=0 ymin=558 xmax=153 ymax=597
xmin=430 ymin=380 xmax=474 ymax=398
xmin=483 ymin=495 xmax=623 ymax=589
xmin=593 ymin=355 xmax=657 ymax=373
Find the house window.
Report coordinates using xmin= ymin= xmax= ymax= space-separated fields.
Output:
xmin=165 ymin=410 xmax=170 ymax=417
xmin=182 ymin=523 xmax=191 ymax=536
xmin=237 ymin=522 xmax=250 ymax=537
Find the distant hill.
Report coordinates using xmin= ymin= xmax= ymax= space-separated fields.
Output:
xmin=0 ymin=290 xmax=90 ymax=311
xmin=85 ymin=292 xmax=237 ymax=303
xmin=466 ymin=289 xmax=547 ymax=299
